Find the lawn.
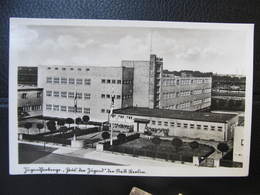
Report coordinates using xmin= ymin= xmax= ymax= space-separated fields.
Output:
xmin=111 ymin=138 xmax=214 ymax=162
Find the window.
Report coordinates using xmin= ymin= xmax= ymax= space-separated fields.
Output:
xmin=53 ymin=77 xmax=60 ymax=84
xmin=53 ymin=105 xmax=59 ymax=111
xmin=21 ymin=93 xmax=27 ymax=99
xmin=101 ymin=94 xmax=105 ymax=98
xmin=217 ymin=126 xmax=223 ymax=132
xmin=46 ymin=91 xmax=52 ymax=97
xmin=164 ymin=121 xmax=168 ymax=126
xmin=70 ymin=68 xmax=74 ymax=70
xmin=106 ymin=94 xmax=110 ymax=98
xmin=183 ymin=123 xmax=188 ymax=128
xmin=170 ymin=122 xmax=175 ymax=127
xmin=211 ymin=126 xmax=215 ymax=131
xmin=107 ymin=79 xmax=111 ymax=84
xmin=84 ymin=79 xmax=91 ymax=85
xmin=241 ymin=139 xmax=244 ymax=146
xmin=53 ymin=91 xmax=59 ymax=97
xmin=55 ymin=67 xmax=58 ymax=70
xmin=106 ymin=109 xmax=110 ymax=113
xmin=101 ymin=109 xmax=105 ymax=113
xmin=78 ymin=68 xmax=82 ymax=71
xmin=84 ymin=93 xmax=91 ymax=99
xmin=61 ymin=106 xmax=67 ymax=112
xmin=116 ymin=95 xmax=121 ymax=99
xmin=46 ymin=77 xmax=52 ymax=83
xmin=77 ymin=107 xmax=82 ymax=113
xmin=46 ymin=104 xmax=52 ymax=110
xmin=47 ymin=67 xmax=51 ymax=70
xmin=197 ymin=124 xmax=201 ymax=130
xmin=112 ymin=79 xmax=116 ymax=84
xmin=177 ymin=123 xmax=181 ymax=127
xmin=37 ymin=92 xmax=41 ymax=98
xmin=61 ymin=92 xmax=67 ymax=98
xmin=76 ymin=92 xmax=82 ymax=99
xmin=203 ymin=125 xmax=208 ymax=130
xmin=68 ymin=92 xmax=74 ymax=98
xmin=101 ymin=79 xmax=106 ymax=83
xmin=151 ymin=121 xmax=156 ymax=125
xmin=127 ymin=116 xmax=133 ymax=120
xmin=117 ymin=80 xmax=121 ymax=84
xmin=62 ymin=68 xmax=66 ymax=70
xmin=86 ymin=68 xmax=90 ymax=71
xmin=61 ymin=78 xmax=67 ymax=84
xmin=158 ymin=121 xmax=162 ymax=126
xmin=190 ymin=124 xmax=194 ymax=129
xmin=69 ymin=78 xmax=75 ymax=84
xmin=84 ymin=108 xmax=90 ymax=114
xmin=76 ymin=79 xmax=83 ymax=85
xmin=68 ymin=106 xmax=74 ymax=112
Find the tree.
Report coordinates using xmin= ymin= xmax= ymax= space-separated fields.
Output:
xmin=217 ymin=142 xmax=229 ymax=157
xmin=189 ymin=141 xmax=199 ymax=156
xmin=82 ymin=115 xmax=90 ymax=124
xmin=117 ymin=133 xmax=126 ymax=143
xmin=59 ymin=126 xmax=68 ymax=136
xmin=57 ymin=119 xmax=65 ymax=127
xmin=66 ymin=118 xmax=74 ymax=128
xmin=151 ymin=136 xmax=161 ymax=158
xmin=24 ymin=122 xmax=32 ymax=134
xmin=102 ymin=131 xmax=110 ymax=140
xmin=171 ymin=137 xmax=183 ymax=152
xmin=75 ymin=117 xmax=82 ymax=125
xmin=47 ymin=120 xmax=56 ymax=132
xmin=36 ymin=123 xmax=44 ymax=134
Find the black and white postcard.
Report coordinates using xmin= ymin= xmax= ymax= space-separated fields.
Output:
xmin=9 ymin=18 xmax=254 ymax=176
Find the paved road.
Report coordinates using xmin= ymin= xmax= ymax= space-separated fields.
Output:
xmin=19 ymin=143 xmax=118 ymax=165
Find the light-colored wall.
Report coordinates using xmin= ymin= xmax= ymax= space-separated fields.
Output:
xmin=161 ymin=76 xmax=212 ymax=111
xmin=122 ymin=60 xmax=151 ymax=108
xmin=38 ymin=65 xmax=124 ymax=122
xmin=111 ymin=113 xmax=229 ymax=142
xmin=233 ymin=126 xmax=244 ymax=162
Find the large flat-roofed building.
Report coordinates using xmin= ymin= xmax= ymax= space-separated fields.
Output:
xmin=18 ymin=86 xmax=43 ymax=118
xmin=161 ymin=71 xmax=212 ymax=111
xmin=37 ymin=54 xmax=212 ymax=122
xmin=111 ymin=107 xmax=238 ymax=142
xmin=38 ymin=65 xmax=134 ymax=122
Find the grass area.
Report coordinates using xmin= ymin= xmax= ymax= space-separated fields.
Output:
xmin=116 ymin=138 xmax=214 ymax=159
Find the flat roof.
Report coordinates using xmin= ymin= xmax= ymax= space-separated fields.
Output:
xmin=113 ymin=107 xmax=237 ymax=123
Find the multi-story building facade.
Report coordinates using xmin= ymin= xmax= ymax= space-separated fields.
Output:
xmin=111 ymin=107 xmax=238 ymax=142
xmin=18 ymin=66 xmax=38 ymax=86
xmin=38 ymin=65 xmax=134 ymax=122
xmin=18 ymin=86 xmax=43 ymax=118
xmin=36 ymin=54 xmax=212 ymax=122
xmin=161 ymin=72 xmax=212 ymax=111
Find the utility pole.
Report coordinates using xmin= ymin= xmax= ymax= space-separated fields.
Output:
xmin=109 ymin=95 xmax=115 ymax=146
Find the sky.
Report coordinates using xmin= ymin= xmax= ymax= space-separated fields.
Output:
xmin=10 ymin=23 xmax=249 ymax=75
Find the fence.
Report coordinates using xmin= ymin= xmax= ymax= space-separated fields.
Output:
xmin=23 ymin=134 xmax=71 ymax=145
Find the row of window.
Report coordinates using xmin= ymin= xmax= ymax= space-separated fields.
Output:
xmin=47 ymin=67 xmax=90 ymax=71
xmin=46 ymin=91 xmax=91 ymax=99
xmin=149 ymin=120 xmax=223 ymax=132
xmin=46 ymin=77 xmax=91 ymax=85
xmin=163 ymin=78 xmax=211 ymax=86
xmin=21 ymin=92 xmax=41 ymax=99
xmin=162 ymin=88 xmax=211 ymax=99
xmin=46 ymin=104 xmax=90 ymax=114
xmin=101 ymin=79 xmax=132 ymax=85
xmin=163 ymin=98 xmax=211 ymax=110
xmin=20 ymin=105 xmax=42 ymax=112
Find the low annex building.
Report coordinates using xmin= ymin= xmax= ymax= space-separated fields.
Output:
xmin=111 ymin=107 xmax=239 ymax=142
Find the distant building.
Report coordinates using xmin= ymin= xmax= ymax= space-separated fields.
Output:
xmin=111 ymin=107 xmax=238 ymax=142
xmin=211 ymin=74 xmax=245 ymax=111
xmin=18 ymin=86 xmax=43 ymax=118
xmin=18 ymin=67 xmax=38 ymax=86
